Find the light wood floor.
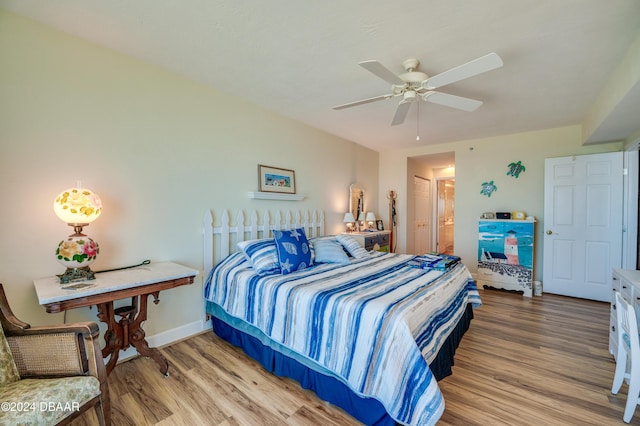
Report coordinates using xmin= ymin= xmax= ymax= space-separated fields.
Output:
xmin=73 ymin=290 xmax=636 ymax=425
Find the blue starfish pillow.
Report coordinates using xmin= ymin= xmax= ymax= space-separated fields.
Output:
xmin=273 ymin=228 xmax=312 ymax=275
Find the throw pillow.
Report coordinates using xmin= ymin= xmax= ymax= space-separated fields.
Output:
xmin=336 ymin=234 xmax=371 ymax=259
xmin=273 ymin=228 xmax=312 ymax=274
xmin=237 ymin=238 xmax=280 ymax=275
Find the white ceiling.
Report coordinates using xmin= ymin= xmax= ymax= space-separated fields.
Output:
xmin=2 ymin=0 xmax=639 ymax=152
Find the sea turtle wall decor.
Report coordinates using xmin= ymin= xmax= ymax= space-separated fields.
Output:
xmin=507 ymin=160 xmax=526 ymax=178
xmin=480 ymin=180 xmax=497 ymax=197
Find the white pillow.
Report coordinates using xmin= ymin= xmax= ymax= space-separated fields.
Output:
xmin=313 ymin=239 xmax=350 ymax=264
xmin=336 ymin=235 xmax=371 ymax=259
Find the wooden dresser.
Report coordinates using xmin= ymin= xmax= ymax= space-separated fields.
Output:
xmin=346 ymin=230 xmax=391 ymax=252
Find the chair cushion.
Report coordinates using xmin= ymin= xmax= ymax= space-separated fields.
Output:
xmin=0 ymin=326 xmax=19 ymax=386
xmin=0 ymin=376 xmax=100 ymax=424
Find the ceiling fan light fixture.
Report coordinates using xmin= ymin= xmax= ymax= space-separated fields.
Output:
xmin=403 ymin=91 xmax=417 ymax=101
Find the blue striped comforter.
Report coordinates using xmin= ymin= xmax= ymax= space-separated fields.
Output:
xmin=204 ymin=251 xmax=481 ymax=426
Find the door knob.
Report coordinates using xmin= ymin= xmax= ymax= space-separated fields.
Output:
xmin=546 ymin=230 xmax=553 ymax=235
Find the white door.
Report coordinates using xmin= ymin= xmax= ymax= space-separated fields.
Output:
xmin=543 ymin=152 xmax=623 ymax=302
xmin=413 ymin=176 xmax=430 ymax=254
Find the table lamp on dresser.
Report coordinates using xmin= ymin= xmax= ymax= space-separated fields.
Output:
xmin=366 ymin=212 xmax=377 ymax=230
xmin=343 ymin=212 xmax=356 ymax=232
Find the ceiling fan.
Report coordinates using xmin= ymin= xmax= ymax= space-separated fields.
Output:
xmin=333 ymin=53 xmax=503 ymax=126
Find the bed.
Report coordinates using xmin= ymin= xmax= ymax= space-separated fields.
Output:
xmin=203 ymin=209 xmax=481 ymax=426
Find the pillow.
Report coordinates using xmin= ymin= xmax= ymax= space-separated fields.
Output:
xmin=312 ymin=236 xmax=354 ymax=257
xmin=273 ymin=228 xmax=312 ymax=275
xmin=312 ymin=239 xmax=350 ymax=265
xmin=336 ymin=234 xmax=371 ymax=259
xmin=236 ymin=238 xmax=280 ymax=275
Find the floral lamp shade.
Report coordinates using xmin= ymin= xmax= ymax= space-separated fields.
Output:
xmin=53 ymin=188 xmax=102 ymax=224
xmin=53 ymin=187 xmax=103 ymax=284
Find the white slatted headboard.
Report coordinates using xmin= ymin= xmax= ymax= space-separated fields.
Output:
xmin=203 ymin=210 xmax=325 ymax=274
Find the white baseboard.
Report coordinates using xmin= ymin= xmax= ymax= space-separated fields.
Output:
xmin=116 ymin=318 xmax=210 ymax=363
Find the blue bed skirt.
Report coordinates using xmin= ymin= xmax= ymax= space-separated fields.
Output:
xmin=210 ymin=302 xmax=474 ymax=425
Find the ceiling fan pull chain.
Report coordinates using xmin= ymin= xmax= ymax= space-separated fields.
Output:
xmin=416 ymin=101 xmax=420 ymax=141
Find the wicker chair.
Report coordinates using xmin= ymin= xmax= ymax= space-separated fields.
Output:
xmin=0 ymin=283 xmax=110 ymax=425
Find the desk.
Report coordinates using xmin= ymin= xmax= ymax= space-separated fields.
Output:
xmin=34 ymin=261 xmax=198 ymax=376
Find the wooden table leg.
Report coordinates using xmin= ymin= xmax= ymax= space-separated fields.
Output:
xmin=129 ymin=292 xmax=169 ymax=376
xmin=94 ymin=292 xmax=169 ymax=376
xmin=96 ymin=302 xmax=121 ymax=375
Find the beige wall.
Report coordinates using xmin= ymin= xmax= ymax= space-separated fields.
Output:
xmin=0 ymin=11 xmax=379 ymax=333
xmin=379 ymin=125 xmax=623 ymax=282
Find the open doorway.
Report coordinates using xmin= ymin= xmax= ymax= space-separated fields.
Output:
xmin=406 ymin=152 xmax=455 ymax=255
xmin=436 ymin=178 xmax=455 ymax=255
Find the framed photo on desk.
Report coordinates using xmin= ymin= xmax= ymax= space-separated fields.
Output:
xmin=376 ymin=220 xmax=384 ymax=231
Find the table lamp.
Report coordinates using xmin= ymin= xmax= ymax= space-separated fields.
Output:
xmin=358 ymin=212 xmax=365 ymax=231
xmin=53 ymin=187 xmax=102 ymax=283
xmin=343 ymin=212 xmax=356 ymax=232
xmin=366 ymin=212 xmax=377 ymax=230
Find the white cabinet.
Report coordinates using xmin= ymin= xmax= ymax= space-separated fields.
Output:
xmin=477 ymin=219 xmax=535 ymax=297
xmin=345 ymin=231 xmax=391 ymax=252
xmin=610 ymin=269 xmax=640 ymax=357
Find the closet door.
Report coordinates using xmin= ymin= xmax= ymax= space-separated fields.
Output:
xmin=413 ymin=176 xmax=431 ymax=254
xmin=543 ymin=152 xmax=623 ymax=302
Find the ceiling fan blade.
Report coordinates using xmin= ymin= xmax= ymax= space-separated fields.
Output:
xmin=425 ymin=91 xmax=483 ymax=112
xmin=391 ymin=100 xmax=412 ymax=126
xmin=423 ymin=53 xmax=503 ymax=89
xmin=332 ymin=94 xmax=393 ymax=110
xmin=359 ymin=60 xmax=405 ymax=86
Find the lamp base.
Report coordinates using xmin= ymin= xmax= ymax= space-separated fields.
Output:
xmin=57 ymin=266 xmax=96 ymax=284
xmin=55 ymin=229 xmax=99 ymax=284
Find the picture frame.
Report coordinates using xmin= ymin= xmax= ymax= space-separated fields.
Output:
xmin=376 ymin=220 xmax=384 ymax=231
xmin=258 ymin=165 xmax=296 ymax=194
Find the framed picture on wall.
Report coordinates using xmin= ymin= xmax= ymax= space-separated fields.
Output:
xmin=376 ymin=220 xmax=384 ymax=231
xmin=258 ymin=165 xmax=296 ymax=194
